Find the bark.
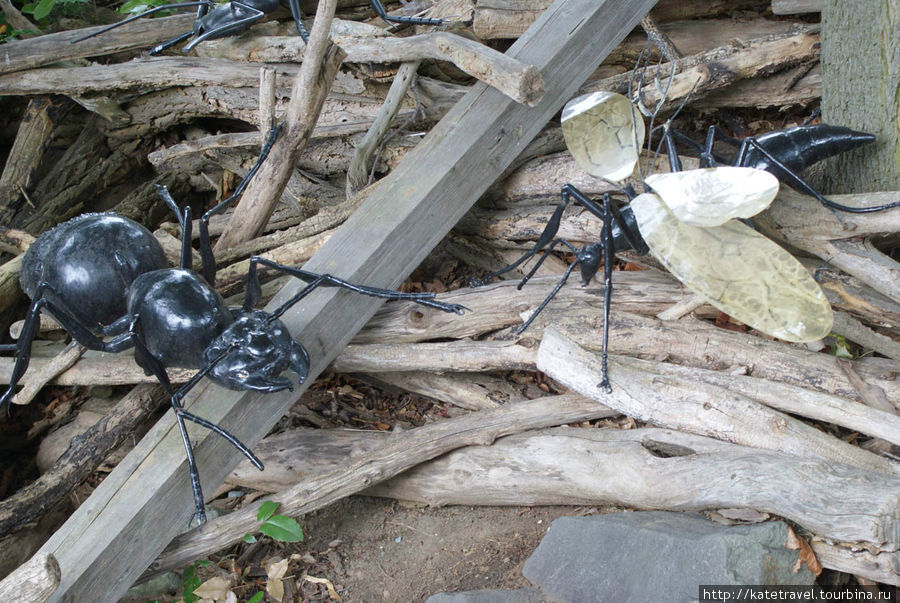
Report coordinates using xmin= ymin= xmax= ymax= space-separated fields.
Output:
xmin=820 ymin=0 xmax=900 ymax=192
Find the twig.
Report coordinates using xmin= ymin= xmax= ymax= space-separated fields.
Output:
xmin=346 ymin=61 xmax=421 ymax=198
xmin=196 ymin=29 xmax=545 ymax=106
xmin=214 ymin=0 xmax=346 ymax=251
xmin=145 ymin=394 xmax=619 ymax=578
xmin=258 ymin=67 xmax=276 ymax=147
xmin=11 ymin=342 xmax=84 ymax=407
xmin=639 ymin=14 xmax=682 ymax=60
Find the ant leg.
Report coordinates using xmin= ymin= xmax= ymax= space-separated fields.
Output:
xmin=517 ymin=256 xmax=580 ymax=334
xmin=71 ymin=2 xmax=213 ymax=43
xmin=736 ymin=137 xmax=900 ymax=214
xmin=471 ymin=193 xmax=571 ymax=287
xmin=286 ymin=0 xmax=310 ymax=42
xmin=156 ymin=185 xmax=194 ymax=271
xmin=597 ymin=195 xmax=615 ymax=393
xmin=516 ymin=237 xmax=580 ymax=290
xmin=130 ymin=329 xmax=263 ymax=525
xmin=368 ymin=0 xmax=444 ymax=26
xmin=0 ymin=285 xmax=133 ymax=411
xmin=182 ymin=1 xmax=266 ymax=51
xmin=196 ymin=122 xmax=283 ymax=285
xmin=243 ymin=257 xmax=467 ymax=318
xmin=150 ymin=30 xmax=195 ymax=55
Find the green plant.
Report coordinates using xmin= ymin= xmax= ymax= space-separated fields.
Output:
xmin=21 ymin=0 xmax=88 ymax=22
xmin=118 ymin=0 xmax=179 ymax=16
xmin=247 ymin=591 xmax=264 ymax=603
xmin=828 ymin=334 xmax=855 ymax=359
xmin=243 ymin=501 xmax=304 ymax=544
xmin=180 ymin=559 xmax=211 ymax=603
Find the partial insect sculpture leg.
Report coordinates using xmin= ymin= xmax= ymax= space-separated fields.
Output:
xmin=181 ymin=0 xmax=273 ymax=52
xmin=0 ymin=283 xmax=135 ymax=410
xmin=242 ymin=257 xmax=468 ymax=316
xmin=469 ymin=198 xmax=570 ymax=287
xmin=367 ymin=0 xmax=445 ymax=26
xmin=155 ymin=121 xmax=283 ymax=285
xmin=71 ymin=1 xmax=215 ymax=44
xmin=129 ymin=324 xmax=263 ymax=525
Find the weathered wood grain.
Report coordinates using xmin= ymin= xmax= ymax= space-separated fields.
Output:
xmin=0 ymin=14 xmax=195 ymax=75
xmin=536 ymin=328 xmax=899 ymax=476
xmin=34 ymin=1 xmax=658 ymax=599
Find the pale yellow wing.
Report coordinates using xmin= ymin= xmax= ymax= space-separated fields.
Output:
xmin=629 ymin=193 xmax=833 ymax=342
xmin=561 ymin=91 xmax=645 ymax=181
xmin=644 ymin=167 xmax=780 ymax=227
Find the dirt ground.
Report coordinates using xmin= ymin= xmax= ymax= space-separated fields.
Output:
xmin=294 ymin=496 xmax=595 ymax=601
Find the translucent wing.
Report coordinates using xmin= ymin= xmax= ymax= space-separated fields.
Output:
xmin=561 ymin=91 xmax=645 ymax=181
xmin=644 ymin=167 xmax=779 ymax=227
xmin=629 ymin=193 xmax=832 ymax=342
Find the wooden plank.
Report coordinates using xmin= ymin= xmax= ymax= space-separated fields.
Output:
xmin=36 ymin=0 xmax=658 ymax=599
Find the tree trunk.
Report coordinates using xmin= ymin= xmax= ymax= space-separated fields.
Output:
xmin=820 ymin=0 xmax=900 ymax=192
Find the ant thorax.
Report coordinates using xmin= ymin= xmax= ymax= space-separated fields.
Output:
xmin=203 ymin=310 xmax=310 ymax=392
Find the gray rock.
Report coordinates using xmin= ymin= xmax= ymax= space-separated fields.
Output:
xmin=522 ymin=512 xmax=814 ymax=603
xmin=427 ymin=588 xmax=547 ymax=602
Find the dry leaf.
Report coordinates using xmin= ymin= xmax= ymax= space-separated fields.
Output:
xmin=193 ymin=576 xmax=234 ymax=601
xmin=305 ymin=575 xmax=342 ymax=601
xmin=785 ymin=525 xmax=822 ymax=575
xmin=265 ymin=557 xmax=289 ymax=601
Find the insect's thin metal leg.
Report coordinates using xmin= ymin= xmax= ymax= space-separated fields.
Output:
xmin=182 ymin=1 xmax=266 ymax=51
xmin=597 ymin=195 xmax=615 ymax=393
xmin=801 ymin=107 xmax=821 ymax=126
xmin=286 ymin=0 xmax=310 ymax=42
xmin=193 ymin=121 xmax=283 ymax=285
xmin=243 ymin=257 xmax=467 ymax=317
xmin=517 ymin=237 xmax=581 ymax=290
xmin=0 ymin=285 xmax=133 ymax=411
xmin=367 ymin=0 xmax=444 ymax=26
xmin=517 ymin=253 xmax=580 ymax=334
xmin=70 ymin=1 xmax=212 ymax=43
xmin=471 ymin=196 xmax=570 ymax=287
xmin=150 ymin=30 xmax=195 ymax=55
xmin=731 ymin=133 xmax=900 ymax=214
xmin=130 ymin=326 xmax=263 ymax=526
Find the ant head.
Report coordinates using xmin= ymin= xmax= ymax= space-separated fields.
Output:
xmin=203 ymin=310 xmax=309 ymax=392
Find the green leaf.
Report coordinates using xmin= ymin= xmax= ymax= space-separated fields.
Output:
xmin=247 ymin=592 xmax=264 ymax=603
xmin=118 ymin=0 xmax=150 ymax=13
xmin=32 ymin=0 xmax=57 ymax=21
xmin=243 ymin=533 xmax=257 ymax=544
xmin=259 ymin=515 xmax=303 ymax=543
xmin=257 ymin=501 xmax=279 ymax=522
xmin=21 ymin=3 xmax=36 ymax=14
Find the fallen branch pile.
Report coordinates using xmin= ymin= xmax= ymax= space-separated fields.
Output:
xmin=0 ymin=0 xmax=898 ymax=597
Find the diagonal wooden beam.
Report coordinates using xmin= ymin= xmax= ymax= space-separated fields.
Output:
xmin=36 ymin=0 xmax=657 ymax=599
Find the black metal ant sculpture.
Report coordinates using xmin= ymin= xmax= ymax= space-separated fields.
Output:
xmin=0 ymin=125 xmax=466 ymax=523
xmin=471 ymin=86 xmax=881 ymax=391
xmin=73 ymin=0 xmax=446 ymax=54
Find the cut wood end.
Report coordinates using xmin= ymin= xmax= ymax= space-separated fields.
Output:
xmin=0 ymin=552 xmax=60 ymax=601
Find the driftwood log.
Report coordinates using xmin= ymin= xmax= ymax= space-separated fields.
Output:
xmin=219 ymin=425 xmax=900 ymax=584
